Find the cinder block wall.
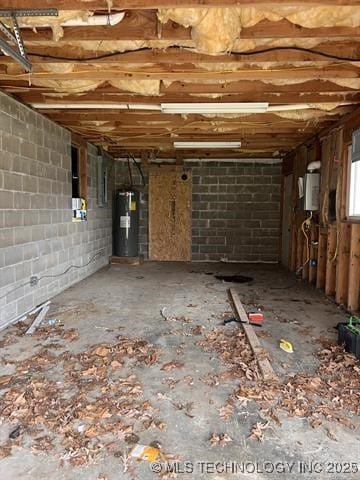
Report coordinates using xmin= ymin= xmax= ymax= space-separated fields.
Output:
xmin=0 ymin=92 xmax=114 ymax=328
xmin=190 ymin=161 xmax=281 ymax=262
xmin=115 ymin=160 xmax=281 ymax=262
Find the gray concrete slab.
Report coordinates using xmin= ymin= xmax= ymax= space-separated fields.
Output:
xmin=0 ymin=262 xmax=359 ymax=480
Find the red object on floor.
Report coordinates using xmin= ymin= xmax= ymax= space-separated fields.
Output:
xmin=248 ymin=312 xmax=264 ymax=325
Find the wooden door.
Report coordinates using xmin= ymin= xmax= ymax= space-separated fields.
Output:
xmin=149 ymin=165 xmax=192 ymax=261
xmin=281 ymin=174 xmax=293 ymax=267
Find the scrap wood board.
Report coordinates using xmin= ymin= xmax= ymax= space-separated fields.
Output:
xmin=229 ymin=288 xmax=278 ymax=382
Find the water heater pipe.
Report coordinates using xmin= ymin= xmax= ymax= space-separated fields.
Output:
xmin=307 ymin=161 xmax=321 ymax=172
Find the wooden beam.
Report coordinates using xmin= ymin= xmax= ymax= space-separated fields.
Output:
xmin=3 ymin=79 xmax=359 ymax=94
xmin=2 ymin=65 xmax=359 ymax=81
xmin=10 ymin=90 xmax=360 ymax=105
xmin=347 ymin=224 xmax=360 ymax=312
xmin=229 ymin=288 xmax=278 ymax=382
xmin=15 ymin=43 xmax=360 ymax=63
xmin=3 ymin=1 xmax=360 ymax=9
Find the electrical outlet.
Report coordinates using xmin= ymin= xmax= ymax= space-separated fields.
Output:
xmin=30 ymin=276 xmax=39 ymax=286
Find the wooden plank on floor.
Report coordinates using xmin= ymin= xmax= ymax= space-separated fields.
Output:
xmin=26 ymin=305 xmax=50 ymax=335
xmin=348 ymin=224 xmax=360 ymax=312
xmin=229 ymin=288 xmax=278 ymax=382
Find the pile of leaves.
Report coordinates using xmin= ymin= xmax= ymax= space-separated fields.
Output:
xmin=231 ymin=340 xmax=360 ymax=437
xmin=197 ymin=327 xmax=260 ymax=381
xmin=0 ymin=334 xmax=163 ymax=465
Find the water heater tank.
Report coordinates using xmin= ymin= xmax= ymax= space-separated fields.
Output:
xmin=114 ymin=190 xmax=140 ymax=257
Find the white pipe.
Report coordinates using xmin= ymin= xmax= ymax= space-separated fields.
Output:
xmin=307 ymin=160 xmax=321 ymax=171
xmin=19 ymin=12 xmax=125 ymax=28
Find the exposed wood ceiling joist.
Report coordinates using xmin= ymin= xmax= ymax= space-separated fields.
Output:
xmin=0 ymin=2 xmax=359 ymax=159
xmin=3 ymin=1 xmax=360 ymax=8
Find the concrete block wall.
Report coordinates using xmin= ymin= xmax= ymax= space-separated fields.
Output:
xmin=0 ymin=92 xmax=114 ymax=328
xmin=115 ymin=159 xmax=281 ymax=262
xmin=190 ymin=161 xmax=281 ymax=262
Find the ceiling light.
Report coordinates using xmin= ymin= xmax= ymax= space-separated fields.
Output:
xmin=174 ymin=141 xmax=242 ymax=149
xmin=161 ymin=102 xmax=269 ymax=114
xmin=30 ymin=103 xmax=160 ymax=110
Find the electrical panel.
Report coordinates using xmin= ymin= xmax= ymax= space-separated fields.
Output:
xmin=303 ymin=173 xmax=320 ymax=211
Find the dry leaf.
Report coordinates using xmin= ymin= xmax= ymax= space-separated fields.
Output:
xmin=210 ymin=433 xmax=233 ymax=447
xmin=325 ymin=427 xmax=338 ymax=441
xmin=161 ymin=361 xmax=184 ymax=371
xmin=249 ymin=421 xmax=270 ymax=442
xmin=0 ymin=375 xmax=13 ymax=385
xmin=219 ymin=404 xmax=234 ymax=420
xmin=93 ymin=346 xmax=110 ymax=357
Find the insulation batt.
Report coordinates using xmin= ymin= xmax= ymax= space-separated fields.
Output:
xmin=158 ymin=7 xmax=360 ymax=54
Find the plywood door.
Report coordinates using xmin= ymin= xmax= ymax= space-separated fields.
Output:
xmin=149 ymin=165 xmax=192 ymax=261
xmin=281 ymin=174 xmax=293 ymax=267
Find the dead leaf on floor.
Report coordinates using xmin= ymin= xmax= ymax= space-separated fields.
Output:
xmin=183 ymin=375 xmax=194 ymax=386
xmin=190 ymin=325 xmax=204 ymax=336
xmin=261 ymin=408 xmax=282 ymax=426
xmin=0 ymin=375 xmax=12 ymax=385
xmin=161 ymin=361 xmax=184 ymax=371
xmin=0 ymin=442 xmax=13 ymax=459
xmin=249 ymin=421 xmax=270 ymax=442
xmin=219 ymin=404 xmax=234 ymax=420
xmin=62 ymin=328 xmax=79 ymax=341
xmin=172 ymin=402 xmax=194 ymax=418
xmin=162 ymin=377 xmax=179 ymax=389
xmin=97 ymin=474 xmax=107 ymax=480
xmin=209 ymin=433 xmax=233 ymax=447
xmin=93 ymin=345 xmax=110 ymax=357
xmin=310 ymin=418 xmax=322 ymax=429
xmin=325 ymin=427 xmax=338 ymax=441
xmin=197 ymin=327 xmax=260 ymax=381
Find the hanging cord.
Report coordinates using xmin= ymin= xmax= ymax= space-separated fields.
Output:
xmin=127 ymin=156 xmax=133 ymax=188
xmin=129 ymin=154 xmax=146 ymax=187
xmin=0 ymin=250 xmax=104 ymax=302
xmin=296 ymin=211 xmax=313 ymax=274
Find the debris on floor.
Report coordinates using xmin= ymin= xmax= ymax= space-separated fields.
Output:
xmin=215 ymin=274 xmax=253 ymax=283
xmin=0 ymin=326 xmax=164 ymax=467
xmin=230 ymin=339 xmax=360 ymax=435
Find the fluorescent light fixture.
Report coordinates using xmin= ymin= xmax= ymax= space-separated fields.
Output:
xmin=174 ymin=141 xmax=241 ymax=149
xmin=30 ymin=103 xmax=160 ymax=111
xmin=161 ymin=102 xmax=269 ymax=114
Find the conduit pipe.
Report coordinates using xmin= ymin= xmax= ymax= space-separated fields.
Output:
xmin=19 ymin=12 xmax=125 ymax=28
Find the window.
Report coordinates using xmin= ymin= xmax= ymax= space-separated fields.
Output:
xmin=71 ymin=135 xmax=87 ymax=221
xmin=71 ymin=145 xmax=80 ymax=198
xmin=347 ymin=129 xmax=360 ymax=219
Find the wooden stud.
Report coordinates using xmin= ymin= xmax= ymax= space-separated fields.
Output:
xmin=308 ymin=221 xmax=318 ymax=284
xmin=347 ymin=224 xmax=360 ymax=312
xmin=325 ymin=224 xmax=337 ymax=296
xmin=316 ymin=227 xmax=328 ymax=290
xmin=335 ymin=222 xmax=352 ymax=305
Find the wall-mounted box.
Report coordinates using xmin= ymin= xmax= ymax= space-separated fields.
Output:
xmin=303 ymin=173 xmax=320 ymax=211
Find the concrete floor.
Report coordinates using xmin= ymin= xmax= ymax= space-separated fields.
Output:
xmin=0 ymin=262 xmax=359 ymax=480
